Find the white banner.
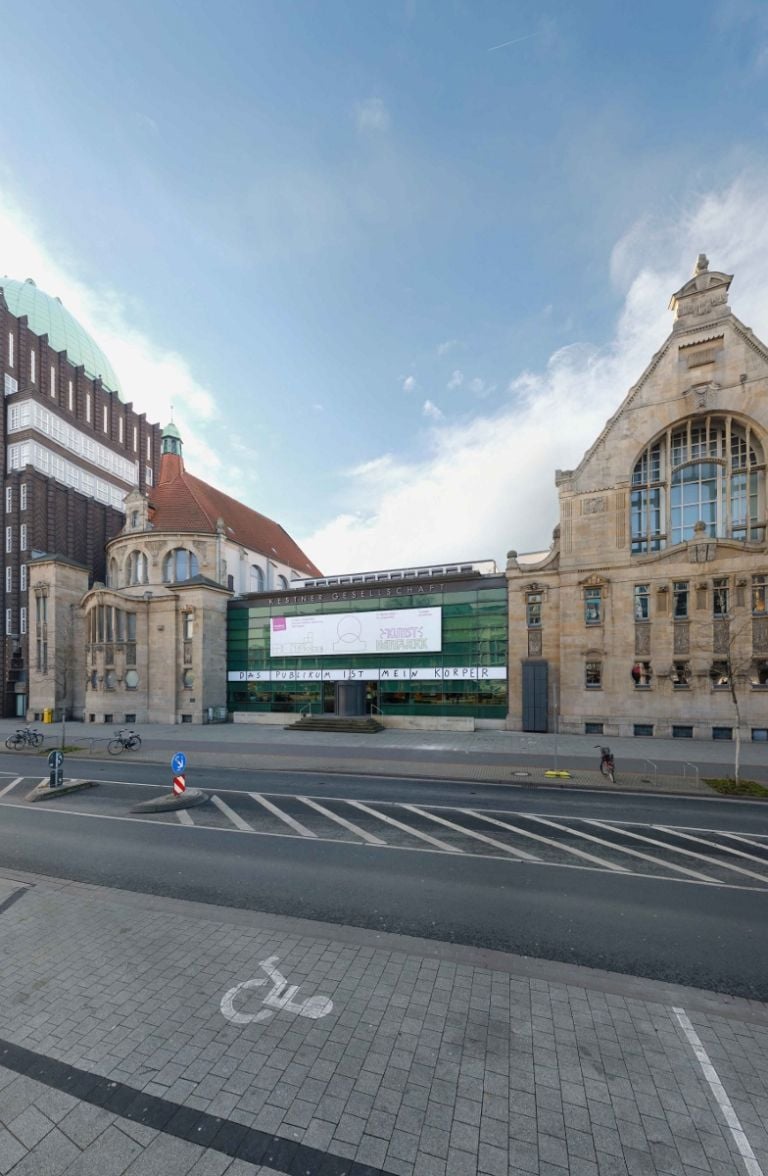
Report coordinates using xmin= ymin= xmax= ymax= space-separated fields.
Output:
xmin=228 ymin=666 xmax=506 ymax=683
xmin=269 ymin=607 xmax=442 ymax=658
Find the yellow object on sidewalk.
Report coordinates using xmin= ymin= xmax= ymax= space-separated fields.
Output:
xmin=544 ymin=769 xmax=571 ymax=778
xmin=43 ymin=708 xmax=53 ymax=724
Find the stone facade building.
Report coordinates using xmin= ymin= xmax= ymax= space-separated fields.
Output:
xmin=0 ymin=277 xmax=161 ymax=716
xmin=507 ymin=257 xmax=768 ymax=743
xmin=27 ymin=423 xmax=320 ymax=724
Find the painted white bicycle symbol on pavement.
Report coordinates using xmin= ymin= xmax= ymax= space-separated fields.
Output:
xmin=220 ymin=956 xmax=334 ymax=1025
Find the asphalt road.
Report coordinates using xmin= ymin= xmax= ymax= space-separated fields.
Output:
xmin=1 ymin=756 xmax=767 ymax=1000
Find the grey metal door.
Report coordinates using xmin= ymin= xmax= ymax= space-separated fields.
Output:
xmin=336 ymin=683 xmax=366 ymax=716
xmin=522 ymin=660 xmax=548 ymax=732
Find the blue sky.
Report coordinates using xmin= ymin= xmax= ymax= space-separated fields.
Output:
xmin=2 ymin=0 xmax=768 ymax=572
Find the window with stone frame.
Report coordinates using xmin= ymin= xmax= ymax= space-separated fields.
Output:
xmin=634 ymin=584 xmax=650 ymax=621
xmin=753 ymin=575 xmax=767 ymax=616
xmin=631 ymin=661 xmax=652 ymax=687
xmin=673 ymin=661 xmax=691 ymax=688
xmin=712 ymin=578 xmax=729 ymax=617
xmin=672 ymin=580 xmax=686 ymax=620
xmin=585 ymin=661 xmax=602 ymax=689
xmin=526 ymin=592 xmax=542 ymax=627
xmin=710 ymin=660 xmax=730 ymax=688
xmin=584 ymin=587 xmax=602 ymax=626
xmin=127 ymin=550 xmax=148 ymax=585
xmin=752 ymin=659 xmax=768 ymax=687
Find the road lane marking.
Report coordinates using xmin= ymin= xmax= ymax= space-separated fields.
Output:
xmin=586 ymin=820 xmax=768 ymax=884
xmin=298 ymin=797 xmax=385 ymax=845
xmin=524 ymin=815 xmax=728 ymax=881
xmin=249 ymin=792 xmax=317 ymax=838
xmin=175 ymin=810 xmax=194 ymax=826
xmin=468 ymin=810 xmax=631 ymax=872
xmin=346 ymin=799 xmax=461 ymax=852
xmin=211 ymin=795 xmax=253 ymax=832
xmin=715 ymin=830 xmax=768 ymax=852
xmin=654 ymin=826 xmax=768 ymax=870
xmin=401 ymin=805 xmax=540 ymax=860
xmin=673 ymin=1007 xmax=764 ymax=1176
xmin=0 ymin=777 xmax=24 ymax=798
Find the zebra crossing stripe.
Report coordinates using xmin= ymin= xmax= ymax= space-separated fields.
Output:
xmin=250 ymin=793 xmax=318 ymax=838
xmin=585 ymin=820 xmax=768 ymax=884
xmin=296 ymin=797 xmax=384 ymax=844
xmin=467 ymin=810 xmax=630 ymax=873
xmin=653 ymin=826 xmax=768 ymax=873
xmin=211 ymin=795 xmax=253 ymax=832
xmin=401 ymin=805 xmax=540 ymax=861
xmin=0 ymin=777 xmax=24 ymax=798
xmin=346 ymin=799 xmax=460 ymax=853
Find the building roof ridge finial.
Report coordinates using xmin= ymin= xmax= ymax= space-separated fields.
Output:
xmin=695 ymin=253 xmax=709 ymax=275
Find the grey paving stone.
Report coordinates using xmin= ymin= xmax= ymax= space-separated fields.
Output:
xmin=6 ymin=1105 xmax=55 ymax=1150
xmin=4 ymin=1126 xmax=80 ymax=1176
xmin=0 ymin=1127 xmax=26 ymax=1175
xmin=122 ymin=1132 xmax=203 ymax=1175
xmin=58 ymin=1101 xmax=115 ymax=1150
xmin=478 ymin=1140 xmax=509 ymax=1175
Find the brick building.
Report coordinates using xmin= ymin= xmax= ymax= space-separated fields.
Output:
xmin=507 ymin=256 xmax=768 ymax=743
xmin=1 ymin=277 xmax=161 ymax=716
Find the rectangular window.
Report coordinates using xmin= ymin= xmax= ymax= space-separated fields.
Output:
xmin=5 ymin=567 xmax=11 ymax=592
xmin=753 ymin=575 xmax=766 ymax=615
xmin=5 ymin=608 xmax=11 ymax=635
xmin=633 ymin=724 xmax=654 ymax=737
xmin=103 ymin=405 xmax=109 ymax=433
xmin=68 ymin=380 xmax=74 ymax=412
xmin=713 ymin=577 xmax=729 ymax=616
xmin=30 ymin=349 xmax=36 ymax=384
xmin=752 ymin=660 xmax=768 ymax=687
xmin=20 ymin=606 xmax=26 ymax=635
xmin=4 ymin=373 xmax=18 ymax=397
xmin=585 ymin=661 xmax=602 ymax=688
xmin=50 ymin=365 xmax=56 ymax=398
xmin=118 ymin=416 xmax=124 ymax=444
xmin=673 ymin=581 xmax=689 ymax=619
xmin=752 ymin=729 xmax=768 ymax=742
xmin=133 ymin=425 xmax=138 ymax=451
xmin=632 ymin=661 xmax=652 ymax=687
xmin=710 ymin=661 xmax=730 ymax=688
xmin=146 ymin=435 xmax=151 ymax=461
xmin=526 ymin=592 xmax=541 ymax=627
xmin=5 ymin=526 xmax=11 ymax=553
xmin=672 ymin=661 xmax=690 ymax=688
xmin=183 ymin=612 xmax=194 ymax=640
xmin=20 ymin=564 xmax=26 ymax=591
xmin=8 ymin=332 xmax=13 ymax=368
xmin=145 ymin=466 xmax=153 ymax=486
xmin=19 ymin=524 xmax=27 ymax=552
xmin=584 ymin=721 xmax=604 ymax=735
xmin=4 ymin=488 xmax=11 ymax=513
xmin=86 ymin=394 xmax=91 ymax=423
xmin=20 ymin=483 xmax=27 ymax=511
xmin=584 ymin=587 xmax=602 ymax=626
xmin=712 ymin=727 xmax=732 ymax=741
xmin=126 ymin=613 xmax=136 ymax=640
xmin=634 ymin=584 xmax=650 ymax=620
xmin=672 ymin=725 xmax=693 ymax=738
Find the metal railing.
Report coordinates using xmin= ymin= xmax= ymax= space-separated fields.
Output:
xmin=683 ymin=761 xmax=701 ymax=786
xmin=641 ymin=758 xmax=658 ymax=782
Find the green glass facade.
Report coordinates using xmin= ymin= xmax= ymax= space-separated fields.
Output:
xmin=227 ymin=577 xmax=508 ymax=719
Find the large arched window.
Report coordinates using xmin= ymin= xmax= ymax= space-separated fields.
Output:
xmin=162 ymin=548 xmax=200 ymax=582
xmin=631 ymin=417 xmax=765 ymax=553
xmin=277 ymin=574 xmax=289 ymax=590
xmin=127 ymin=550 xmax=148 ymax=585
xmin=249 ymin=564 xmax=264 ymax=592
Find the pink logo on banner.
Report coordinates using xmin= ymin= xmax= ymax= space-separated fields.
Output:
xmin=272 ymin=617 xmax=287 ymax=631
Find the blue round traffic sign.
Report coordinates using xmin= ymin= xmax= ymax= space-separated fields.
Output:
xmin=171 ymin=752 xmax=187 ymax=774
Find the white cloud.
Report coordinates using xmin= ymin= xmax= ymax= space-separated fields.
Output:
xmin=447 ymin=369 xmax=464 ymax=389
xmin=300 ymin=172 xmax=768 ymax=573
xmin=437 ymin=338 xmax=461 ymax=356
xmin=422 ymin=399 xmax=444 ymax=421
xmin=355 ymin=97 xmax=391 ymax=133
xmin=468 ymin=376 xmax=486 ymax=395
xmin=0 ymin=187 xmax=222 ymax=485
xmin=402 ymin=374 xmax=417 ymax=392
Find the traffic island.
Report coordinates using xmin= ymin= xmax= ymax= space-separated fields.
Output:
xmin=27 ymin=779 xmax=98 ymax=803
xmin=130 ymin=789 xmax=207 ymax=814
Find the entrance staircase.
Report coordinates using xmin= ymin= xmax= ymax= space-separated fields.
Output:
xmin=286 ymin=715 xmax=384 ymax=734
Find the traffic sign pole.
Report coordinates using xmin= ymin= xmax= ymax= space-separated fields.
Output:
xmin=48 ymin=749 xmax=64 ymax=789
xmin=172 ymin=775 xmax=186 ymax=797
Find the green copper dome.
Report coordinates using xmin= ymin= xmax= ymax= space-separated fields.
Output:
xmin=1 ymin=277 xmax=122 ymax=396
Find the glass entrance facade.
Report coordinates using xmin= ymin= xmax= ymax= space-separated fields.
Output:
xmin=227 ymin=575 xmax=508 ymax=719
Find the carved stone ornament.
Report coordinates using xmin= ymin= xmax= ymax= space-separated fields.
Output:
xmin=634 ymin=625 xmax=651 ymax=656
xmin=528 ymin=630 xmax=542 ymax=657
xmin=713 ymin=619 xmax=730 ymax=655
xmin=673 ymin=623 xmax=690 ymax=654
xmin=583 ymin=497 xmax=607 ymax=515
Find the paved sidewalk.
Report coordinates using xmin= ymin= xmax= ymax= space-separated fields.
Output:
xmin=0 ymin=720 xmax=751 ymax=796
xmin=0 ymin=868 xmax=767 ymax=1175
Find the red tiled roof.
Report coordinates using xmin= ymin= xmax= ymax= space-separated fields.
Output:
xmin=150 ymin=453 xmax=322 ymax=577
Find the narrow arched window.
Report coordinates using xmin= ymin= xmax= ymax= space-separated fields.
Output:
xmin=277 ymin=574 xmax=289 ymax=589
xmin=162 ymin=548 xmax=200 ymax=582
xmin=249 ymin=564 xmax=264 ymax=592
xmin=127 ymin=550 xmax=148 ymax=585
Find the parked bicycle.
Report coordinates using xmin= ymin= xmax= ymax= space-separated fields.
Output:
xmin=596 ymin=745 xmax=616 ymax=784
xmin=5 ymin=727 xmax=44 ymax=750
xmin=107 ymin=729 xmax=142 ymax=755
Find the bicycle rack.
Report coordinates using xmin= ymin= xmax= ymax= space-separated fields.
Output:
xmin=641 ymin=758 xmax=658 ymax=782
xmin=682 ymin=761 xmax=700 ymax=786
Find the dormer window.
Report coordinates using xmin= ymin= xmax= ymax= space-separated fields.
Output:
xmin=131 ymin=511 xmax=139 ymax=529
